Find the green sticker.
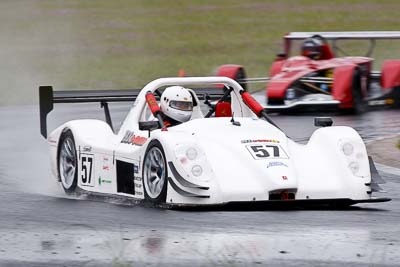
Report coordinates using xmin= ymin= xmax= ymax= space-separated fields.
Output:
xmin=98 ymin=176 xmax=112 ymax=185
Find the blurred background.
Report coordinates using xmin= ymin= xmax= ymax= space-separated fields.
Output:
xmin=1 ymin=0 xmax=400 ymax=105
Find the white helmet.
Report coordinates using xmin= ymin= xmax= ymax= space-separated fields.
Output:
xmin=160 ymin=86 xmax=193 ymax=123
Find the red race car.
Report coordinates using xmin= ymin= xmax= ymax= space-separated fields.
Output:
xmin=217 ymin=31 xmax=400 ymax=113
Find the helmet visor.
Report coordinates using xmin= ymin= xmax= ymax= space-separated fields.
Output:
xmin=169 ymin=100 xmax=193 ymax=111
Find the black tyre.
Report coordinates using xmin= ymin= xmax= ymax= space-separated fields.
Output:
xmin=235 ymin=67 xmax=247 ymax=91
xmin=142 ymin=140 xmax=168 ymax=203
xmin=57 ymin=129 xmax=78 ymax=194
xmin=351 ymin=68 xmax=366 ymax=114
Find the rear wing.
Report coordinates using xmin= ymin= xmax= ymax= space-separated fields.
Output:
xmin=285 ymin=31 xmax=400 ymax=40
xmin=283 ymin=31 xmax=400 ymax=57
xmin=39 ymin=86 xmax=225 ymax=138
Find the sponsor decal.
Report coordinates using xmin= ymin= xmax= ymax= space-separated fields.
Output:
xmin=121 ymin=131 xmax=148 ymax=146
xmin=147 ymin=97 xmax=157 ymax=107
xmin=48 ymin=138 xmax=57 ymax=144
xmin=368 ymin=99 xmax=395 ymax=106
xmin=267 ymin=161 xmax=288 ymax=168
xmin=368 ymin=100 xmax=386 ymax=106
xmin=282 ymin=176 xmax=288 ymax=180
xmin=83 ymin=146 xmax=92 ymax=152
xmin=134 ymin=177 xmax=142 ymax=181
xmin=132 ymin=136 xmax=147 ymax=146
xmin=219 ymin=107 xmax=230 ymax=116
xmin=121 ymin=131 xmax=135 ymax=144
xmin=386 ymin=98 xmax=394 ymax=105
xmin=98 ymin=176 xmax=112 ymax=185
xmin=241 ymin=139 xmax=280 ymax=144
xmin=102 ymin=165 xmax=110 ymax=171
xmin=136 ymin=191 xmax=143 ymax=196
xmin=134 ymin=182 xmax=142 ymax=188
xmin=103 ymin=156 xmax=110 ymax=162
xmin=133 ymin=164 xmax=139 ymax=174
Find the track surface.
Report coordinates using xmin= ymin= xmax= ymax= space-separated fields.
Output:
xmin=0 ymin=103 xmax=400 ymax=266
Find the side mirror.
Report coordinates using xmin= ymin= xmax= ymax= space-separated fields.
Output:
xmin=314 ymin=117 xmax=333 ymax=127
xmin=276 ymin=52 xmax=287 ymax=59
xmin=139 ymin=121 xmax=159 ymax=131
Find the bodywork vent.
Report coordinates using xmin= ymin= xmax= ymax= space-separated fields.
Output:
xmin=269 ymin=189 xmax=296 ymax=200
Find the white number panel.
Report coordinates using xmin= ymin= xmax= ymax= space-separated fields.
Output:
xmin=80 ymin=154 xmax=95 ymax=187
xmin=246 ymin=144 xmax=289 ymax=160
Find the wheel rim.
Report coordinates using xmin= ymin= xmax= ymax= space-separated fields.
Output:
xmin=59 ymin=137 xmax=77 ymax=189
xmin=143 ymin=147 xmax=166 ymax=199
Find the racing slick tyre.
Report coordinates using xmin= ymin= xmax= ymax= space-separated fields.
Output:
xmin=235 ymin=67 xmax=247 ymax=91
xmin=143 ymin=140 xmax=168 ymax=204
xmin=351 ymin=68 xmax=367 ymax=114
xmin=216 ymin=64 xmax=247 ymax=91
xmin=57 ymin=129 xmax=78 ymax=194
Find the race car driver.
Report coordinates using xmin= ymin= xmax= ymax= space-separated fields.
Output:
xmin=301 ymin=36 xmax=323 ymax=60
xmin=160 ymin=86 xmax=193 ymax=127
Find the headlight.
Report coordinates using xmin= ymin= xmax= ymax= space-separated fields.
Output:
xmin=175 ymin=144 xmax=209 ymax=180
xmin=349 ymin=162 xmax=359 ymax=174
xmin=342 ymin=143 xmax=354 ymax=156
xmin=191 ymin=165 xmax=203 ymax=177
xmin=338 ymin=139 xmax=368 ymax=178
xmin=186 ymin=147 xmax=198 ymax=160
xmin=175 ymin=145 xmax=198 ymax=163
xmin=286 ymin=88 xmax=295 ymax=100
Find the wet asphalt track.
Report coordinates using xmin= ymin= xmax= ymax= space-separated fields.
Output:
xmin=0 ymin=102 xmax=400 ymax=266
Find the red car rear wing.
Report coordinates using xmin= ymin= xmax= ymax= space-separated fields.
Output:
xmin=283 ymin=31 xmax=400 ymax=57
xmin=285 ymin=31 xmax=400 ymax=40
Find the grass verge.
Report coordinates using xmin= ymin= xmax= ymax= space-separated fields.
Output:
xmin=1 ymin=0 xmax=400 ymax=105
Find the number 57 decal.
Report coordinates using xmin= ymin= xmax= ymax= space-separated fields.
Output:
xmin=246 ymin=144 xmax=289 ymax=160
xmin=80 ymin=154 xmax=94 ymax=186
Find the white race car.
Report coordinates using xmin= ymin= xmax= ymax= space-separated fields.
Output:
xmin=39 ymin=77 xmax=389 ymax=207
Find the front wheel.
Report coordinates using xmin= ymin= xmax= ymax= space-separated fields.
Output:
xmin=58 ymin=129 xmax=78 ymax=194
xmin=142 ymin=140 xmax=168 ymax=203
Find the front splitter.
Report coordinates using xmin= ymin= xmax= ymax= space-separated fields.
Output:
xmin=170 ymin=197 xmax=391 ymax=211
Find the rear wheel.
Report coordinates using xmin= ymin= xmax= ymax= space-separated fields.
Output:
xmin=216 ymin=64 xmax=247 ymax=91
xmin=351 ymin=69 xmax=366 ymax=114
xmin=58 ymin=129 xmax=78 ymax=193
xmin=142 ymin=140 xmax=168 ymax=204
xmin=235 ymin=67 xmax=247 ymax=91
